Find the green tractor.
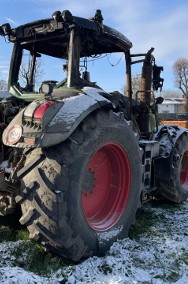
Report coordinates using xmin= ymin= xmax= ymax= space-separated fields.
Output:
xmin=0 ymin=9 xmax=187 ymax=261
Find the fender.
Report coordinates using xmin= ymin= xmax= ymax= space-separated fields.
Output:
xmin=153 ymin=124 xmax=188 ymax=182
xmin=3 ymin=87 xmax=112 ymax=148
xmin=153 ymin=124 xmax=187 ymax=152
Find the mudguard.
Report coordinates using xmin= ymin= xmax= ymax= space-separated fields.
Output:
xmin=3 ymin=87 xmax=112 ymax=148
xmin=153 ymin=124 xmax=187 ymax=152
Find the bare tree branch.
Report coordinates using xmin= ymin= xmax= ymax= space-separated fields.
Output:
xmin=122 ymin=74 xmax=141 ymax=97
xmin=174 ymin=58 xmax=188 ymax=95
xmin=20 ymin=58 xmax=44 ymax=91
xmin=174 ymin=58 xmax=188 ymax=112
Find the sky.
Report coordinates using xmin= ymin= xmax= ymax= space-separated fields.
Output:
xmin=0 ymin=0 xmax=188 ymax=93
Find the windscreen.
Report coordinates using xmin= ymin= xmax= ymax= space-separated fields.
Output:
xmin=17 ymin=49 xmax=126 ymax=94
xmin=17 ymin=49 xmax=67 ymax=93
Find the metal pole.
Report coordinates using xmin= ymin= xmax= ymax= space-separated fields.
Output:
xmin=125 ymin=51 xmax=133 ymax=118
xmin=67 ymin=29 xmax=81 ymax=88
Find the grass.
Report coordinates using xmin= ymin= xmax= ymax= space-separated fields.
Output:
xmin=0 ymin=208 xmax=29 ymax=242
xmin=128 ymin=203 xmax=159 ymax=239
xmin=129 ymin=199 xmax=182 ymax=240
xmin=0 ymin=207 xmax=70 ymax=276
xmin=12 ymin=241 xmax=68 ymax=276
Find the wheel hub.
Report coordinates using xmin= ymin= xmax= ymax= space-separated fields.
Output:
xmin=82 ymin=142 xmax=131 ymax=231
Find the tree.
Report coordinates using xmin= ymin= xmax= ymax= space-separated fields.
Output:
xmin=161 ymin=89 xmax=181 ymax=98
xmin=173 ymin=58 xmax=188 ymax=111
xmin=131 ymin=74 xmax=142 ymax=97
xmin=19 ymin=57 xmax=44 ymax=91
xmin=122 ymin=74 xmax=141 ymax=97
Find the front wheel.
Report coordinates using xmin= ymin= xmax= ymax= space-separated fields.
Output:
xmin=17 ymin=110 xmax=142 ymax=261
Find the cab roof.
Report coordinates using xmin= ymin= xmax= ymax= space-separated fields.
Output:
xmin=9 ymin=10 xmax=132 ymax=58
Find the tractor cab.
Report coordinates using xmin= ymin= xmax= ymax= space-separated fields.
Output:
xmin=0 ymin=10 xmax=132 ymax=101
xmin=0 ymin=9 xmax=165 ymax=139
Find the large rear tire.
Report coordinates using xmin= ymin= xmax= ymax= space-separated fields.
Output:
xmin=16 ymin=110 xmax=142 ymax=261
xmin=155 ymin=132 xmax=188 ymax=203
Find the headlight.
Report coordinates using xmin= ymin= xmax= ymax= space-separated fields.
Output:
xmin=3 ymin=125 xmax=22 ymax=145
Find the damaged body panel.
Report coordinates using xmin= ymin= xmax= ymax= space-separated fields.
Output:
xmin=3 ymin=87 xmax=112 ymax=148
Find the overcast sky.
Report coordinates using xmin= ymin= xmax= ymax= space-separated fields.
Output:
xmin=0 ymin=0 xmax=187 ymax=92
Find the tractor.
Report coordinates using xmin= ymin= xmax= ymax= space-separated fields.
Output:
xmin=0 ymin=9 xmax=187 ymax=261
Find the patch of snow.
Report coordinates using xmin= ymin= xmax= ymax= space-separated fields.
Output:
xmin=0 ymin=202 xmax=188 ymax=283
xmin=97 ymin=226 xmax=123 ymax=242
xmin=49 ymin=87 xmax=110 ymax=127
xmin=0 ymin=267 xmax=56 ymax=284
xmin=49 ymin=93 xmax=93 ymax=126
xmin=103 ymin=25 xmax=132 ymax=48
xmin=82 ymin=86 xmax=109 ymax=99
xmin=0 ymin=160 xmax=11 ymax=173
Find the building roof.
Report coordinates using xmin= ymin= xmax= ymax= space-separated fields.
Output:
xmin=161 ymin=98 xmax=185 ymax=105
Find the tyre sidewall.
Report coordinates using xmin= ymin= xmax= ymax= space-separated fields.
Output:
xmin=173 ymin=134 xmax=188 ymax=200
xmin=61 ymin=119 xmax=142 ymax=255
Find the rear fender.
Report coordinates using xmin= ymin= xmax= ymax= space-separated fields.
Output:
xmin=153 ymin=124 xmax=187 ymax=151
xmin=40 ymin=88 xmax=112 ymax=147
xmin=3 ymin=87 xmax=112 ymax=148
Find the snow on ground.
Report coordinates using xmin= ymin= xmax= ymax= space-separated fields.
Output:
xmin=0 ymin=201 xmax=188 ymax=283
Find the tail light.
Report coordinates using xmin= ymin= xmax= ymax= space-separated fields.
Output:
xmin=3 ymin=125 xmax=22 ymax=145
xmin=33 ymin=101 xmax=55 ymax=120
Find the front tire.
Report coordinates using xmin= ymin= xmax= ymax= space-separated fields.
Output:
xmin=17 ymin=110 xmax=142 ymax=261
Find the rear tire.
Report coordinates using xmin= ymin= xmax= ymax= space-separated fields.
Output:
xmin=156 ymin=132 xmax=188 ymax=203
xmin=17 ymin=110 xmax=142 ymax=261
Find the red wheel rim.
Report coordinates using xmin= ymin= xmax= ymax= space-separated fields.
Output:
xmin=180 ymin=150 xmax=188 ymax=189
xmin=82 ymin=143 xmax=131 ymax=231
